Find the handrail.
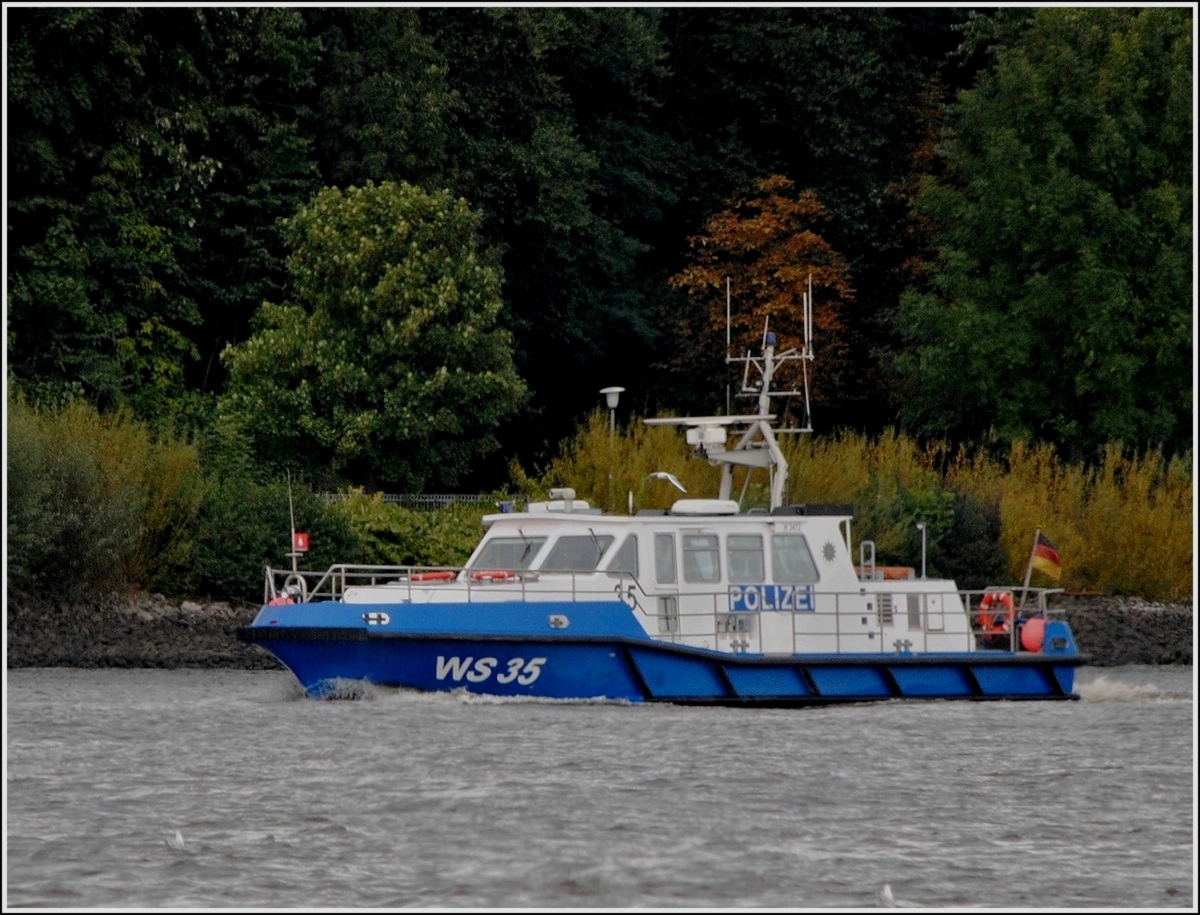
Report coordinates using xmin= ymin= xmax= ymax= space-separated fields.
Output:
xmin=263 ymin=564 xmax=1067 ymax=655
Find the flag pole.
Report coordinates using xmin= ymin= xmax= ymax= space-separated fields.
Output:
xmin=1018 ymin=527 xmax=1040 ymax=610
xmin=287 ymin=470 xmax=299 ymax=577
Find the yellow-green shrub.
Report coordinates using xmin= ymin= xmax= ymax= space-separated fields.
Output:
xmin=533 ymin=412 xmax=723 ymax=513
xmin=7 ymin=394 xmax=204 ymax=598
xmin=946 ymin=441 xmax=1193 ymax=600
xmin=532 ymin=413 xmax=1193 ymax=600
xmin=328 ymin=493 xmax=489 ymax=567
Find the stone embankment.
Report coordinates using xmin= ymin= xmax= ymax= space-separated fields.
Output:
xmin=6 ymin=593 xmax=281 ymax=670
xmin=4 ymin=591 xmax=1193 ymax=669
xmin=1045 ymin=593 xmax=1193 ymax=666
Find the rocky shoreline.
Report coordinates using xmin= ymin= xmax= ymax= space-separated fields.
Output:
xmin=6 ymin=593 xmax=281 ymax=671
xmin=4 ymin=591 xmax=1193 ymax=670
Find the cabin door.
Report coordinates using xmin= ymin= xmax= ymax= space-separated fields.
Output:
xmin=651 ymin=533 xmax=681 ymax=640
xmin=679 ymin=531 xmax=747 ymax=652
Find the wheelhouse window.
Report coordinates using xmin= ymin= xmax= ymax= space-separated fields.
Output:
xmin=469 ymin=537 xmax=546 ymax=570
xmin=907 ymin=594 xmax=924 ymax=630
xmin=772 ymin=534 xmax=819 ymax=582
xmin=654 ymin=534 xmax=677 ymax=584
xmin=682 ymin=534 xmax=720 ymax=583
xmin=539 ymin=534 xmax=615 ymax=572
xmin=727 ymin=534 xmax=765 ymax=583
xmin=606 ymin=535 xmax=638 ymax=577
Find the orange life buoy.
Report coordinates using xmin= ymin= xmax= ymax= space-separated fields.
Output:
xmin=469 ymin=570 xmax=519 ymax=583
xmin=978 ymin=590 xmax=1015 ymax=635
xmin=411 ymin=571 xmax=456 ymax=582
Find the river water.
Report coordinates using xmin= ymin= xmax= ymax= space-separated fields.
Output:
xmin=5 ymin=665 xmax=1194 ymax=910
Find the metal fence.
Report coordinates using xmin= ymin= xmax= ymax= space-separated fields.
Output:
xmin=319 ymin=493 xmax=522 ymax=510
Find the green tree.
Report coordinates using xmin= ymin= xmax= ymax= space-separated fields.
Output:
xmin=894 ymin=8 xmax=1192 ymax=460
xmin=219 ymin=181 xmax=528 ymax=490
xmin=7 ymin=8 xmax=209 ymax=414
xmin=415 ymin=8 xmax=678 ymax=454
xmin=6 ymin=7 xmax=321 ymax=420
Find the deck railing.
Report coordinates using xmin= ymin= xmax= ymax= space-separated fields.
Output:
xmin=264 ymin=564 xmax=1065 ymax=655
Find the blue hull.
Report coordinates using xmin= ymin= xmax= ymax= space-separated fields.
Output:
xmin=240 ymin=600 xmax=1081 ymax=704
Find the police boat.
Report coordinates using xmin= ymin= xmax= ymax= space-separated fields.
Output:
xmin=239 ymin=289 xmax=1083 ymax=704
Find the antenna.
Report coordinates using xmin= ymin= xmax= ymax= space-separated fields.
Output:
xmin=806 ymin=273 xmax=814 ymax=357
xmin=723 ymin=273 xmax=816 ymax=434
xmin=655 ymin=272 xmax=818 ymax=510
xmin=287 ymin=470 xmax=298 ymax=576
xmin=726 ymin=277 xmax=732 ymax=414
xmin=725 ymin=276 xmax=731 ymax=356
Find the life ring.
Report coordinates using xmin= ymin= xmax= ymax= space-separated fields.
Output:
xmin=411 ymin=571 xmax=456 ymax=582
xmin=469 ymin=570 xmax=519 ymax=583
xmin=978 ymin=590 xmax=1015 ymax=635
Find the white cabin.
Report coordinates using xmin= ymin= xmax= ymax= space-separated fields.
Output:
xmin=342 ymin=495 xmax=975 ymax=656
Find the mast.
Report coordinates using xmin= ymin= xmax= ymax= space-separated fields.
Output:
xmin=645 ymin=276 xmax=816 ymax=511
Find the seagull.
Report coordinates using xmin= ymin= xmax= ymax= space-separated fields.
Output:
xmin=166 ymin=829 xmax=186 ymax=850
xmin=644 ymin=471 xmax=687 ymax=494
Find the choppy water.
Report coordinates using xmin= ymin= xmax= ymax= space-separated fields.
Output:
xmin=5 ymin=666 xmax=1194 ymax=909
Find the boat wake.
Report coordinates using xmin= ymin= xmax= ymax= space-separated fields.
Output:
xmin=275 ymin=677 xmax=634 ymax=706
xmin=388 ymin=686 xmax=634 ymax=708
xmin=1077 ymin=674 xmax=1193 ymax=703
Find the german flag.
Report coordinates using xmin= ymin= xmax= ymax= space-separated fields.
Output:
xmin=1031 ymin=531 xmax=1062 ymax=579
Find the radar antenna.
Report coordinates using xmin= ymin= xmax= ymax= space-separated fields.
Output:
xmin=645 ymin=275 xmax=816 ymax=510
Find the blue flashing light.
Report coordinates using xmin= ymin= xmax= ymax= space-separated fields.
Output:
xmin=765 ymin=332 xmax=777 ymax=346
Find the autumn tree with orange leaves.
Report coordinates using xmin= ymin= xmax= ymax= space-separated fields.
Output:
xmin=666 ymin=176 xmax=855 ymax=422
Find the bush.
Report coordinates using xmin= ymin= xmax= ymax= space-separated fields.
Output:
xmin=537 ymin=418 xmax=1192 ymax=599
xmin=162 ymin=424 xmax=365 ymax=601
xmin=327 ymin=494 xmax=488 ymax=567
xmin=6 ymin=394 xmax=203 ymax=600
xmin=936 ymin=491 xmax=1007 ymax=591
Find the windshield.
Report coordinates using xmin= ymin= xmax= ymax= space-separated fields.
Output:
xmin=469 ymin=537 xmax=547 ymax=570
xmin=539 ymin=534 xmax=615 ymax=572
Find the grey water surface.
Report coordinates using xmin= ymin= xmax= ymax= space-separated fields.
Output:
xmin=5 ymin=665 xmax=1194 ymax=909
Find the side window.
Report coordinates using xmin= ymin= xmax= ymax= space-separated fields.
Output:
xmin=772 ymin=534 xmax=819 ymax=583
xmin=539 ymin=534 xmax=615 ymax=572
xmin=907 ymin=594 xmax=924 ymax=630
xmin=727 ymin=534 xmax=764 ymax=583
xmin=654 ymin=534 xmax=676 ymax=584
xmin=682 ymin=534 xmax=720 ymax=583
xmin=606 ymin=535 xmax=638 ymax=577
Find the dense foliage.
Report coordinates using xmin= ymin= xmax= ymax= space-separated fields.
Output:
xmin=7 ymin=8 xmax=987 ymax=455
xmin=7 ymin=395 xmax=204 ymax=599
xmin=666 ymin=176 xmax=855 ymax=420
xmin=7 ymin=8 xmax=319 ymax=421
xmin=220 ymin=181 xmax=526 ymax=490
xmin=7 ymin=7 xmax=1192 ymax=501
xmin=6 ymin=394 xmax=1189 ymax=603
xmin=895 ymin=8 xmax=1193 ymax=461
